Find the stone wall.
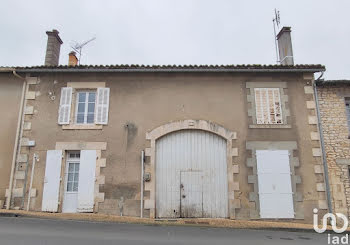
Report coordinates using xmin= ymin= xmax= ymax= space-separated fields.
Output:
xmin=317 ymin=84 xmax=350 ymax=217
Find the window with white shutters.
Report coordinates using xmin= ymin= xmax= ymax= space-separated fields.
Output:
xmin=75 ymin=91 xmax=96 ymax=124
xmin=58 ymin=85 xmax=110 ymax=127
xmin=254 ymin=88 xmax=283 ymax=124
xmin=95 ymin=87 xmax=110 ymax=125
xmin=58 ymin=87 xmax=72 ymax=124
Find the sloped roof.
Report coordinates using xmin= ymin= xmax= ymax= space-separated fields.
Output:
xmin=0 ymin=64 xmax=325 ymax=73
xmin=315 ymin=79 xmax=350 ymax=86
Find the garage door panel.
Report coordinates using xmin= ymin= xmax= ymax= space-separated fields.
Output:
xmin=156 ymin=130 xmax=228 ymax=218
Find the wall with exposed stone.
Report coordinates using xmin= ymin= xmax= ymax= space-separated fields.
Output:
xmin=317 ymin=84 xmax=350 ymax=217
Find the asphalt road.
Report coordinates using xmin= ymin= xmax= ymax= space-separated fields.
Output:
xmin=0 ymin=217 xmax=331 ymax=245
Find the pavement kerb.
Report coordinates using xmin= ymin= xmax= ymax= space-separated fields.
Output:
xmin=0 ymin=209 xmax=344 ymax=233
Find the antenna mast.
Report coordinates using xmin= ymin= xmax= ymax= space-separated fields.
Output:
xmin=272 ymin=9 xmax=280 ymax=64
xmin=71 ymin=36 xmax=96 ymax=65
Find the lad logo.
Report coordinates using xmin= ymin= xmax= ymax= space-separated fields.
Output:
xmin=313 ymin=208 xmax=349 ymax=244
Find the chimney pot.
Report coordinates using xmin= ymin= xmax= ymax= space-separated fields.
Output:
xmin=277 ymin=26 xmax=294 ymax=65
xmin=44 ymin=29 xmax=63 ymax=66
xmin=68 ymin=51 xmax=78 ymax=66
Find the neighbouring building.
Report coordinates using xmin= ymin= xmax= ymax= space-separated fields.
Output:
xmin=0 ymin=27 xmax=331 ymax=223
xmin=316 ymin=80 xmax=350 ymax=218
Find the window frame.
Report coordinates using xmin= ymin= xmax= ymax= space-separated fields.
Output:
xmin=246 ymin=82 xmax=291 ymax=129
xmin=74 ymin=90 xmax=96 ymax=125
xmin=345 ymin=98 xmax=350 ymax=132
xmin=66 ymin=151 xmax=80 ymax=193
xmin=254 ymin=88 xmax=283 ymax=125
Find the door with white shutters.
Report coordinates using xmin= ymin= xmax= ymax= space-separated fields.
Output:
xmin=42 ymin=150 xmax=62 ymax=212
xmin=77 ymin=150 xmax=96 ymax=212
xmin=62 ymin=152 xmax=80 ymax=213
xmin=256 ymin=150 xmax=294 ymax=218
xmin=156 ymin=130 xmax=228 ymax=218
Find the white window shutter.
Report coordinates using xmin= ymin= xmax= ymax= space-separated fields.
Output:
xmin=58 ymin=87 xmax=72 ymax=124
xmin=95 ymin=87 xmax=110 ymax=125
xmin=77 ymin=150 xmax=96 ymax=212
xmin=42 ymin=150 xmax=63 ymax=212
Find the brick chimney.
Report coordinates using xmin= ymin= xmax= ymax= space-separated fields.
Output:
xmin=277 ymin=27 xmax=294 ymax=65
xmin=68 ymin=51 xmax=78 ymax=66
xmin=44 ymin=29 xmax=63 ymax=66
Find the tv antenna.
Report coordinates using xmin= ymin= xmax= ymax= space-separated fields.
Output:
xmin=71 ymin=36 xmax=96 ymax=65
xmin=272 ymin=9 xmax=281 ymax=64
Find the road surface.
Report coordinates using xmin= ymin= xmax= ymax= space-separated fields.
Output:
xmin=0 ymin=216 xmax=330 ymax=244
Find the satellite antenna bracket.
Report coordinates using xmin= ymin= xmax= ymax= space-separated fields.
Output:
xmin=272 ymin=9 xmax=281 ymax=64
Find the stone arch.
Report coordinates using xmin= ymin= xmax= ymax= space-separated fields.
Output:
xmin=143 ymin=120 xmax=240 ymax=219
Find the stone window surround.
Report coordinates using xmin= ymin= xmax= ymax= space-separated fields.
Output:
xmin=55 ymin=141 xmax=107 ymax=212
xmin=62 ymin=82 xmax=106 ymax=130
xmin=246 ymin=141 xmax=302 ymax=219
xmin=246 ymin=82 xmax=291 ymax=129
xmin=143 ymin=120 xmax=239 ymax=219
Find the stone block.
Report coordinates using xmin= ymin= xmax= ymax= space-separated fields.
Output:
xmin=314 ymin=165 xmax=323 ymax=174
xmin=306 ymin=101 xmax=316 ymax=109
xmin=232 ymin=182 xmax=240 ymax=191
xmin=316 ymin=183 xmax=325 ymax=192
xmin=26 ymin=77 xmax=38 ymax=85
xmin=247 ymin=175 xmax=256 ymax=184
xmin=23 ymin=122 xmax=32 ymax=131
xmin=18 ymin=154 xmax=28 ymax=163
xmin=312 ymin=148 xmax=322 ymax=157
xmin=145 ymin=148 xmax=152 ymax=157
xmin=231 ymin=148 xmax=238 ymax=157
xmin=231 ymin=199 xmax=241 ymax=209
xmin=5 ymin=188 xmax=23 ymax=198
xmin=294 ymin=175 xmax=302 ymax=184
xmin=232 ymin=165 xmax=239 ymax=174
xmin=97 ymin=159 xmax=106 ymax=168
xmin=144 ymin=199 xmax=155 ymax=209
xmin=308 ymin=116 xmax=317 ymax=125
xmin=318 ymin=200 xmax=328 ymax=210
xmin=15 ymin=171 xmax=25 ymax=180
xmin=26 ymin=91 xmax=36 ymax=100
xmin=304 ymin=86 xmax=314 ymax=94
xmin=310 ymin=132 xmax=319 ymax=141
xmin=24 ymin=106 xmax=34 ymax=115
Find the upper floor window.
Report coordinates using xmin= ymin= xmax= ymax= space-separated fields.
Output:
xmin=345 ymin=99 xmax=350 ymax=129
xmin=254 ymin=88 xmax=283 ymax=124
xmin=76 ymin=91 xmax=96 ymax=124
xmin=58 ymin=86 xmax=110 ymax=126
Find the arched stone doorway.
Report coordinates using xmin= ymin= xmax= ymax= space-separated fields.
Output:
xmin=143 ymin=120 xmax=239 ymax=219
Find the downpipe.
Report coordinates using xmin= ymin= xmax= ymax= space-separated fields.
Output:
xmin=140 ymin=150 xmax=145 ymax=218
xmin=6 ymin=70 xmax=27 ymax=209
xmin=26 ymin=153 xmax=38 ymax=211
xmin=313 ymin=77 xmax=333 ymax=213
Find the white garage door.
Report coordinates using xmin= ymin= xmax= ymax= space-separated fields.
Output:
xmin=156 ymin=130 xmax=228 ymax=218
xmin=256 ymin=150 xmax=294 ymax=218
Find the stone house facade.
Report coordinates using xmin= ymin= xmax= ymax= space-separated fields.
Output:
xmin=316 ymin=80 xmax=350 ymax=217
xmin=0 ymin=28 xmax=332 ymax=223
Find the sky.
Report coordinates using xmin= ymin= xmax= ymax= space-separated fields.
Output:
xmin=0 ymin=0 xmax=349 ymax=79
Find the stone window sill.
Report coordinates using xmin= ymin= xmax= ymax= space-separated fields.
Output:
xmin=249 ymin=124 xmax=291 ymax=129
xmin=62 ymin=124 xmax=103 ymax=130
